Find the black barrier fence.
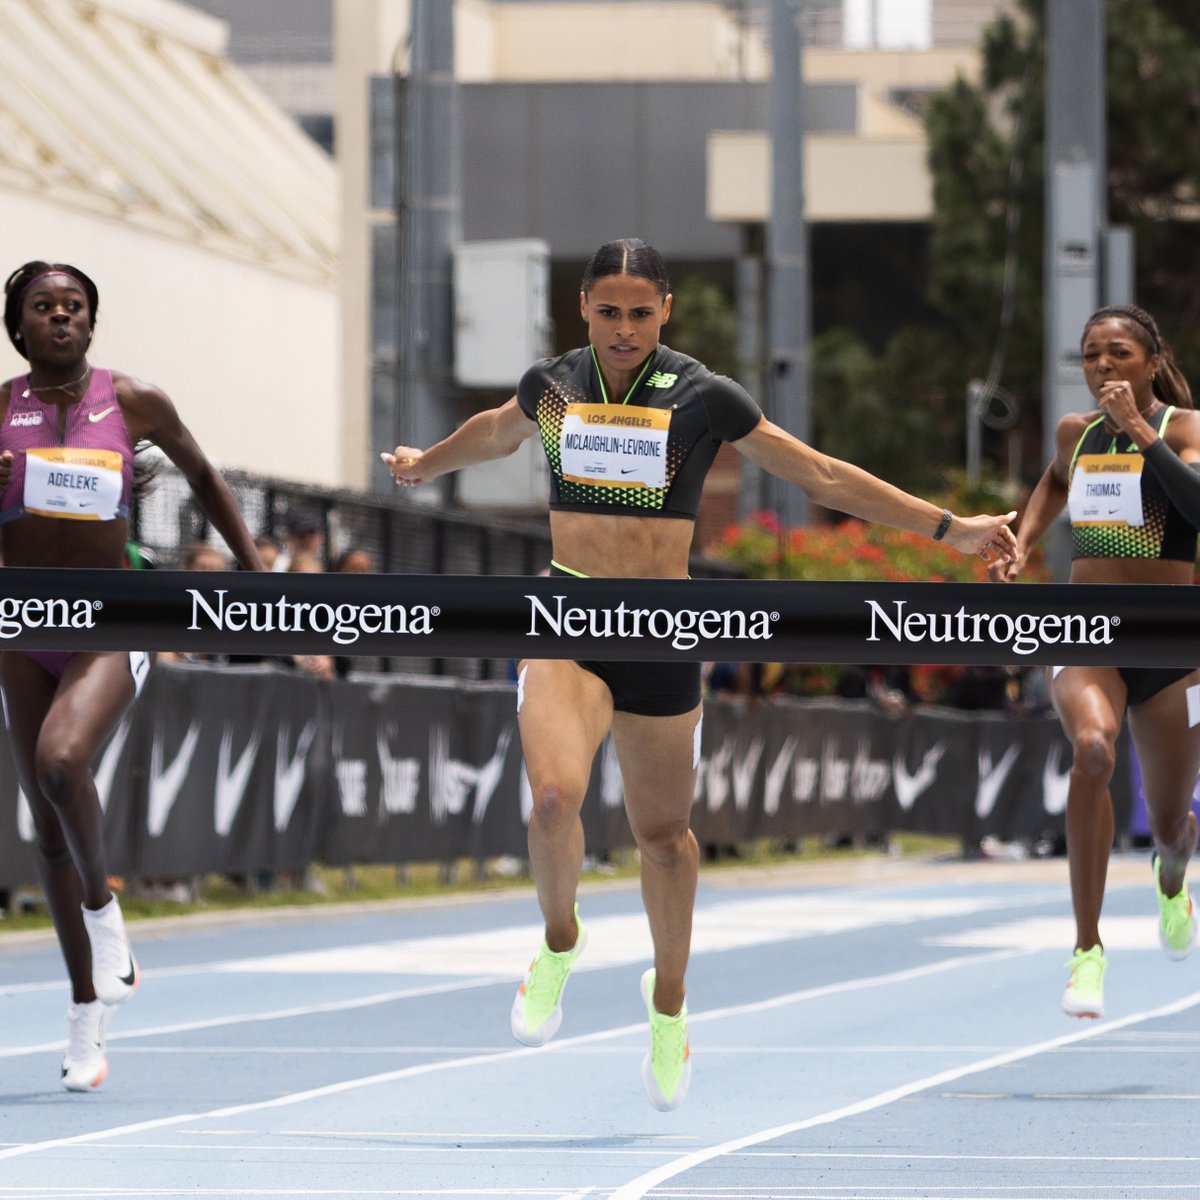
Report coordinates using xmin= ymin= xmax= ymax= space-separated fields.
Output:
xmin=0 ymin=662 xmax=1126 ymax=890
xmin=0 ymin=568 xmax=1197 ymax=666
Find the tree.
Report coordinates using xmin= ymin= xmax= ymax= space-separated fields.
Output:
xmin=923 ymin=1 xmax=1200 ymax=482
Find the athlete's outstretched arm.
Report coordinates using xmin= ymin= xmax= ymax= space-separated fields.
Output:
xmin=734 ymin=417 xmax=1016 ymax=559
xmin=118 ymin=375 xmax=264 ymax=572
xmin=989 ymin=414 xmax=1083 ymax=583
xmin=382 ymin=397 xmax=538 ymax=486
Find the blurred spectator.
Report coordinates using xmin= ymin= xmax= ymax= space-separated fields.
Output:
xmin=254 ymin=533 xmax=281 ymax=571
xmin=286 ymin=551 xmax=335 ymax=680
xmin=330 ymin=548 xmax=377 ymax=678
xmin=330 ymin=547 xmax=375 ymax=575
xmin=945 ymin=665 xmax=1010 ymax=712
xmin=275 ymin=510 xmax=324 ymax=572
xmin=159 ymin=544 xmax=230 ymax=664
xmin=836 ymin=665 xmax=916 ymax=718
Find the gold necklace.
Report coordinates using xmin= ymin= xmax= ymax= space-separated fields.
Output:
xmin=22 ymin=364 xmax=91 ymax=399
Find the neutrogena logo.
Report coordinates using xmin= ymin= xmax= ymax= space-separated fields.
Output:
xmin=188 ymin=589 xmax=437 ymax=646
xmin=0 ymin=595 xmax=99 ymax=639
xmin=865 ymin=599 xmax=1116 ymax=655
xmin=526 ymin=592 xmax=777 ymax=650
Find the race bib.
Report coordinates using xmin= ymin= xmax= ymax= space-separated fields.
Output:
xmin=560 ymin=403 xmax=670 ymax=489
xmin=1068 ymin=453 xmax=1145 ymax=527
xmin=23 ymin=447 xmax=124 ymax=521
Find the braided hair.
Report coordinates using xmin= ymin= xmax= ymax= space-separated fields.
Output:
xmin=3 ymin=261 xmax=99 ymax=360
xmin=1082 ymin=304 xmax=1193 ymax=410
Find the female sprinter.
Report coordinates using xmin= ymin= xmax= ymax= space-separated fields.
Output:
xmin=382 ymin=238 xmax=1016 ymax=1110
xmin=0 ymin=261 xmax=263 ymax=1090
xmin=992 ymin=304 xmax=1200 ymax=1019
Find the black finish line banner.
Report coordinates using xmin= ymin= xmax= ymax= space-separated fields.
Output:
xmin=0 ymin=567 xmax=1197 ymax=666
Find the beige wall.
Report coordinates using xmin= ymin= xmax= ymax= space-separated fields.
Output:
xmin=0 ymin=192 xmax=339 ymax=485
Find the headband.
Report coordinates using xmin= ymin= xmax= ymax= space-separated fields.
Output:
xmin=18 ymin=269 xmax=87 ymax=306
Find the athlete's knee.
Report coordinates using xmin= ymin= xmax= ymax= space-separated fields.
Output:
xmin=34 ymin=744 xmax=90 ymax=803
xmin=36 ymin=838 xmax=73 ymax=869
xmin=632 ymin=819 xmax=693 ymax=868
xmin=1069 ymin=729 xmax=1118 ymax=785
xmin=529 ymin=780 xmax=583 ymax=827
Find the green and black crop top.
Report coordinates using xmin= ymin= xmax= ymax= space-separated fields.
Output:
xmin=516 ymin=343 xmax=762 ymax=519
xmin=1067 ymin=406 xmax=1198 ymax=561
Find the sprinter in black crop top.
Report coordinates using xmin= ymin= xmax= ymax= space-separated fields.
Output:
xmin=383 ymin=237 xmax=1016 ymax=1112
xmin=991 ymin=303 xmax=1200 ymax=1021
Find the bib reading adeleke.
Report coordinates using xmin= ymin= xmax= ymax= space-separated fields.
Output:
xmin=517 ymin=345 xmax=762 ymax=519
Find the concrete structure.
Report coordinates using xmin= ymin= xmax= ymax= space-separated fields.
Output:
xmin=336 ymin=0 xmax=1018 ymax=496
xmin=0 ymin=0 xmax=339 ymax=485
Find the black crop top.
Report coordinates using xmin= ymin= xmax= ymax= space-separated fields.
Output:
xmin=516 ymin=344 xmax=762 ymax=519
xmin=1068 ymin=405 xmax=1198 ymax=562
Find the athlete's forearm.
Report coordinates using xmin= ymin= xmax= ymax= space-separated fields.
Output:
xmin=1141 ymin=438 xmax=1200 ymax=529
xmin=1012 ymin=464 xmax=1067 ymax=559
xmin=415 ymin=404 xmax=530 ymax=479
xmin=739 ymin=422 xmax=946 ymax=535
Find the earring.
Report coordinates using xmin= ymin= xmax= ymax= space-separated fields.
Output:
xmin=1150 ymin=371 xmax=1157 ymax=380
xmin=13 ymin=331 xmax=21 ymax=341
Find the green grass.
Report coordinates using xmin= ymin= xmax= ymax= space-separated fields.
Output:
xmin=0 ymin=833 xmax=962 ymax=936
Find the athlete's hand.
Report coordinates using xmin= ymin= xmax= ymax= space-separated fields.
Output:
xmin=944 ymin=511 xmax=1018 ymax=564
xmin=0 ymin=450 xmax=11 ymax=489
xmin=987 ymin=548 xmax=1025 ymax=583
xmin=1097 ymin=380 xmax=1143 ymax=434
xmin=380 ymin=446 xmax=427 ymax=486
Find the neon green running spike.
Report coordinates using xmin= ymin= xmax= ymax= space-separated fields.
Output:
xmin=1154 ymin=854 xmax=1197 ymax=961
xmin=510 ymin=904 xmax=586 ymax=1047
xmin=640 ymin=968 xmax=691 ymax=1112
xmin=1061 ymin=945 xmax=1106 ymax=1019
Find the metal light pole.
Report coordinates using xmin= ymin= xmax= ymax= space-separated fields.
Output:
xmin=764 ymin=0 xmax=811 ymax=528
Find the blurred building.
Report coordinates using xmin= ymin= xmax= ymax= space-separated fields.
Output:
xmin=0 ymin=0 xmax=340 ymax=485
xmin=339 ymin=0 xmax=1018 ymax=538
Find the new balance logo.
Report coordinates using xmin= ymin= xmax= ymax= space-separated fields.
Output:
xmin=646 ymin=372 xmax=678 ymax=389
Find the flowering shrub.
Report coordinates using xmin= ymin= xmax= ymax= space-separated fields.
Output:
xmin=707 ymin=505 xmax=1049 ymax=702
xmin=713 ymin=510 xmax=1047 ymax=584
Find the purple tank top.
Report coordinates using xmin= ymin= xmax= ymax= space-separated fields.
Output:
xmin=0 ymin=369 xmax=134 ymax=524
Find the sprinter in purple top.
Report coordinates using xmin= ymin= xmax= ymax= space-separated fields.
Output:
xmin=0 ymin=261 xmax=263 ymax=1093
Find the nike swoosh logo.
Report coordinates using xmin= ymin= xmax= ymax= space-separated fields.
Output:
xmin=88 ymin=406 xmax=117 ymax=423
xmin=118 ymin=958 xmax=136 ymax=987
xmin=620 ymin=468 xmax=637 ymax=475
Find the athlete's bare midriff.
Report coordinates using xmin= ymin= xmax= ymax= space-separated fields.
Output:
xmin=549 ymin=510 xmax=694 ymax=578
xmin=1 ymin=515 xmax=128 ymax=569
xmin=1069 ymin=557 xmax=1193 ymax=586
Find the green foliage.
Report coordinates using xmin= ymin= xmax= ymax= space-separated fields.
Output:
xmin=923 ymin=1 xmax=1200 ymax=471
xmin=811 ymin=325 xmax=969 ymax=494
xmin=666 ymin=276 xmax=739 ymax=378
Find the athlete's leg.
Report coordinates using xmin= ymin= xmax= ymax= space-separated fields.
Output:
xmin=0 ymin=653 xmax=95 ymax=1003
xmin=517 ymin=659 xmax=613 ymax=951
xmin=28 ymin=652 xmax=138 ymax=909
xmin=611 ymin=704 xmax=702 ymax=1017
xmin=1127 ymin=669 xmax=1200 ymax=898
xmin=1051 ymin=666 xmax=1127 ymax=952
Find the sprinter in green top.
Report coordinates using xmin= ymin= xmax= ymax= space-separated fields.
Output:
xmin=383 ymin=237 xmax=1016 ymax=1111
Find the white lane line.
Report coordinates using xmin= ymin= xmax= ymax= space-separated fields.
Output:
xmin=1 ymin=945 xmax=1021 ymax=1061
xmin=0 ymin=976 xmax=512 ymax=1059
xmin=0 ymin=888 xmax=1066 ymax=998
xmin=607 ymin=987 xmax=1200 ymax=1200
xmin=0 ymin=947 xmax=1018 ymax=1161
